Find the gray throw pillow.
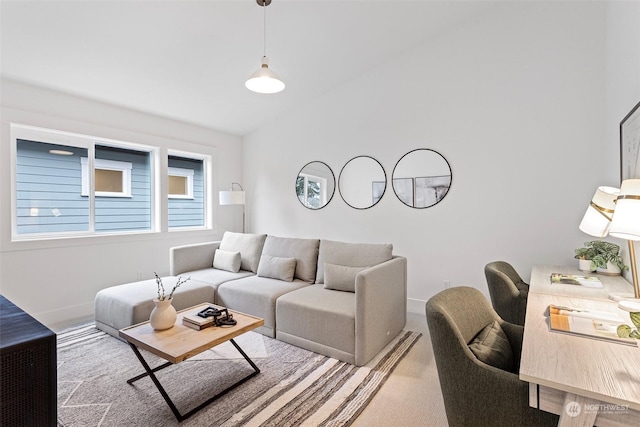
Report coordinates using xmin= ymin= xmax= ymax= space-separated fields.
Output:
xmin=468 ymin=320 xmax=514 ymax=372
xmin=323 ymin=263 xmax=366 ymax=293
xmin=212 ymin=249 xmax=241 ymax=273
xmin=315 ymin=239 xmax=393 ymax=284
xmin=261 ymin=235 xmax=320 ymax=283
xmin=219 ymin=232 xmax=267 ymax=273
xmin=257 ymin=255 xmax=297 ymax=282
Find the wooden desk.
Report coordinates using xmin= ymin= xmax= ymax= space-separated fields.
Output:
xmin=529 ymin=264 xmax=636 ymax=300
xmin=520 ymin=266 xmax=640 ymax=426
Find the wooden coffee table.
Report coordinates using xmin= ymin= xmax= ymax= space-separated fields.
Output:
xmin=119 ymin=303 xmax=264 ymax=422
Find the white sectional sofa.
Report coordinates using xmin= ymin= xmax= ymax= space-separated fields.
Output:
xmin=95 ymin=232 xmax=407 ymax=366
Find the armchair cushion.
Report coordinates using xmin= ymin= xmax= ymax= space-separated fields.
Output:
xmin=212 ymin=249 xmax=241 ymax=273
xmin=468 ymin=320 xmax=514 ymax=372
xmin=257 ymin=255 xmax=297 ymax=282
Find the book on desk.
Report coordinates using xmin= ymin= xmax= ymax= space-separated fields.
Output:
xmin=548 ymin=304 xmax=638 ymax=346
xmin=550 ymin=273 xmax=602 ymax=288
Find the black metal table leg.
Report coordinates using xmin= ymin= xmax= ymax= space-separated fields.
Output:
xmin=126 ymin=338 xmax=260 ymax=422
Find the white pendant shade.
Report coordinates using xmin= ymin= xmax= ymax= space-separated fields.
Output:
xmin=245 ymin=56 xmax=285 ymax=94
xmin=579 ymin=186 xmax=619 ymax=237
xmin=609 ymin=179 xmax=640 ymax=241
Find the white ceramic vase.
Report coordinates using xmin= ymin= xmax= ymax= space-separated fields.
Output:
xmin=149 ymin=298 xmax=177 ymax=330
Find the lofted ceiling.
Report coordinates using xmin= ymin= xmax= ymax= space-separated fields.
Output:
xmin=1 ymin=0 xmax=496 ymax=136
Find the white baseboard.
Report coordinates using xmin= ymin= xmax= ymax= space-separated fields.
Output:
xmin=34 ymin=301 xmax=94 ymax=331
xmin=407 ymin=298 xmax=427 ymax=315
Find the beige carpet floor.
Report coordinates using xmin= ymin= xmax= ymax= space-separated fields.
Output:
xmin=54 ymin=311 xmax=447 ymax=426
xmin=352 ymin=312 xmax=448 ymax=427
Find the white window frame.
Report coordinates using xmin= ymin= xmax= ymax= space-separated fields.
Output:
xmin=167 ymin=167 xmax=194 ymax=199
xmin=299 ymin=173 xmax=328 ymax=207
xmin=10 ymin=123 xmax=157 ymax=241
xmin=81 ymin=157 xmax=133 ymax=198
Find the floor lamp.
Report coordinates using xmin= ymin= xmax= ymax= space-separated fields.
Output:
xmin=219 ymin=183 xmax=246 ymax=233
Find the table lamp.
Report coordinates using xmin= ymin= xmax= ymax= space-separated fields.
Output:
xmin=608 ymin=179 xmax=640 ymax=300
xmin=219 ymin=183 xmax=246 ymax=233
xmin=579 ymin=186 xmax=619 ymax=237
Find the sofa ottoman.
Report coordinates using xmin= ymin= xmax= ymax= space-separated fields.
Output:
xmin=94 ymin=276 xmax=215 ymax=338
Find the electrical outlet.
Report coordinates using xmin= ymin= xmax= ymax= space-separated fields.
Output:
xmin=444 ymin=280 xmax=451 ymax=289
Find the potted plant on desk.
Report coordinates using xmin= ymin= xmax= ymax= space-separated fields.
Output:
xmin=574 ymin=240 xmax=627 ymax=276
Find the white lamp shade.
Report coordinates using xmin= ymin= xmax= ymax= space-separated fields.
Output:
xmin=219 ymin=191 xmax=245 ymax=205
xmin=609 ymin=179 xmax=640 ymax=241
xmin=579 ymin=186 xmax=619 ymax=237
xmin=245 ymin=56 xmax=285 ymax=94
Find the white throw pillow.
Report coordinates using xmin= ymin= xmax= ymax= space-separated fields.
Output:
xmin=323 ymin=263 xmax=366 ymax=293
xmin=257 ymin=255 xmax=297 ymax=282
xmin=212 ymin=249 xmax=242 ymax=273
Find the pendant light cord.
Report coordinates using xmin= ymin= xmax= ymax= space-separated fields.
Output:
xmin=263 ymin=0 xmax=267 ymax=57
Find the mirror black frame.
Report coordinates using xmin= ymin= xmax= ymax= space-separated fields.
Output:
xmin=295 ymin=160 xmax=336 ymax=210
xmin=392 ymin=148 xmax=452 ymax=209
xmin=338 ymin=155 xmax=387 ymax=210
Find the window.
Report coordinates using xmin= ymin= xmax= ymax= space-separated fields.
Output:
xmin=13 ymin=124 xmax=154 ymax=238
xmin=296 ymin=173 xmax=327 ymax=209
xmin=15 ymin=138 xmax=90 ymax=234
xmin=81 ymin=158 xmax=132 ymax=197
xmin=168 ymin=167 xmax=194 ymax=199
xmin=168 ymin=154 xmax=205 ymax=229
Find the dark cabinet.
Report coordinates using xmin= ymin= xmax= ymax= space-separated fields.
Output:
xmin=0 ymin=295 xmax=57 ymax=426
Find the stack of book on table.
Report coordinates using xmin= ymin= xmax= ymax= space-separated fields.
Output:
xmin=182 ymin=311 xmax=214 ymax=330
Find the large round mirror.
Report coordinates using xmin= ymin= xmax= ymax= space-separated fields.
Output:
xmin=338 ymin=156 xmax=386 ymax=209
xmin=392 ymin=148 xmax=451 ymax=208
xmin=296 ymin=161 xmax=336 ymax=209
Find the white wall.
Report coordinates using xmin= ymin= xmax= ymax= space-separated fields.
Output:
xmin=0 ymin=79 xmax=243 ymax=327
xmin=604 ymin=1 xmax=640 ymax=285
xmin=243 ymin=1 xmax=630 ymax=313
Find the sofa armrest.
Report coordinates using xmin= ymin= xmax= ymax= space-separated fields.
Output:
xmin=170 ymin=241 xmax=221 ymax=276
xmin=354 ymin=256 xmax=407 ymax=365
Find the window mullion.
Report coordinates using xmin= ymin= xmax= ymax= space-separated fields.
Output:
xmin=88 ymin=144 xmax=96 ymax=232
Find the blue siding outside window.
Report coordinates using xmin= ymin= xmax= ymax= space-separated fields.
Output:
xmin=168 ymin=155 xmax=204 ymax=228
xmin=16 ymin=140 xmax=152 ymax=235
xmin=95 ymin=145 xmax=151 ymax=232
xmin=16 ymin=139 xmax=89 ymax=234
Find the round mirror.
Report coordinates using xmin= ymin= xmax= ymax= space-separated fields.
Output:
xmin=338 ymin=156 xmax=387 ymax=209
xmin=392 ymin=149 xmax=452 ymax=208
xmin=296 ymin=161 xmax=336 ymax=209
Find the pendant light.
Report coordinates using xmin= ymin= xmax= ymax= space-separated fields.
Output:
xmin=245 ymin=0 xmax=285 ymax=94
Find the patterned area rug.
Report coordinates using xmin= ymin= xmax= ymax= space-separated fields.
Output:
xmin=57 ymin=324 xmax=420 ymax=427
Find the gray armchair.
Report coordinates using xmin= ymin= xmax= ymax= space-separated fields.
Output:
xmin=484 ymin=261 xmax=529 ymax=326
xmin=425 ymin=286 xmax=558 ymax=427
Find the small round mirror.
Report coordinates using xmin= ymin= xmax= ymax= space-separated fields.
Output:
xmin=392 ymin=149 xmax=451 ymax=208
xmin=296 ymin=161 xmax=336 ymax=209
xmin=338 ymin=156 xmax=386 ymax=209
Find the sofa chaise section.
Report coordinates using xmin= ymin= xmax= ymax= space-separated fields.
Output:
xmin=95 ymin=277 xmax=215 ymax=338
